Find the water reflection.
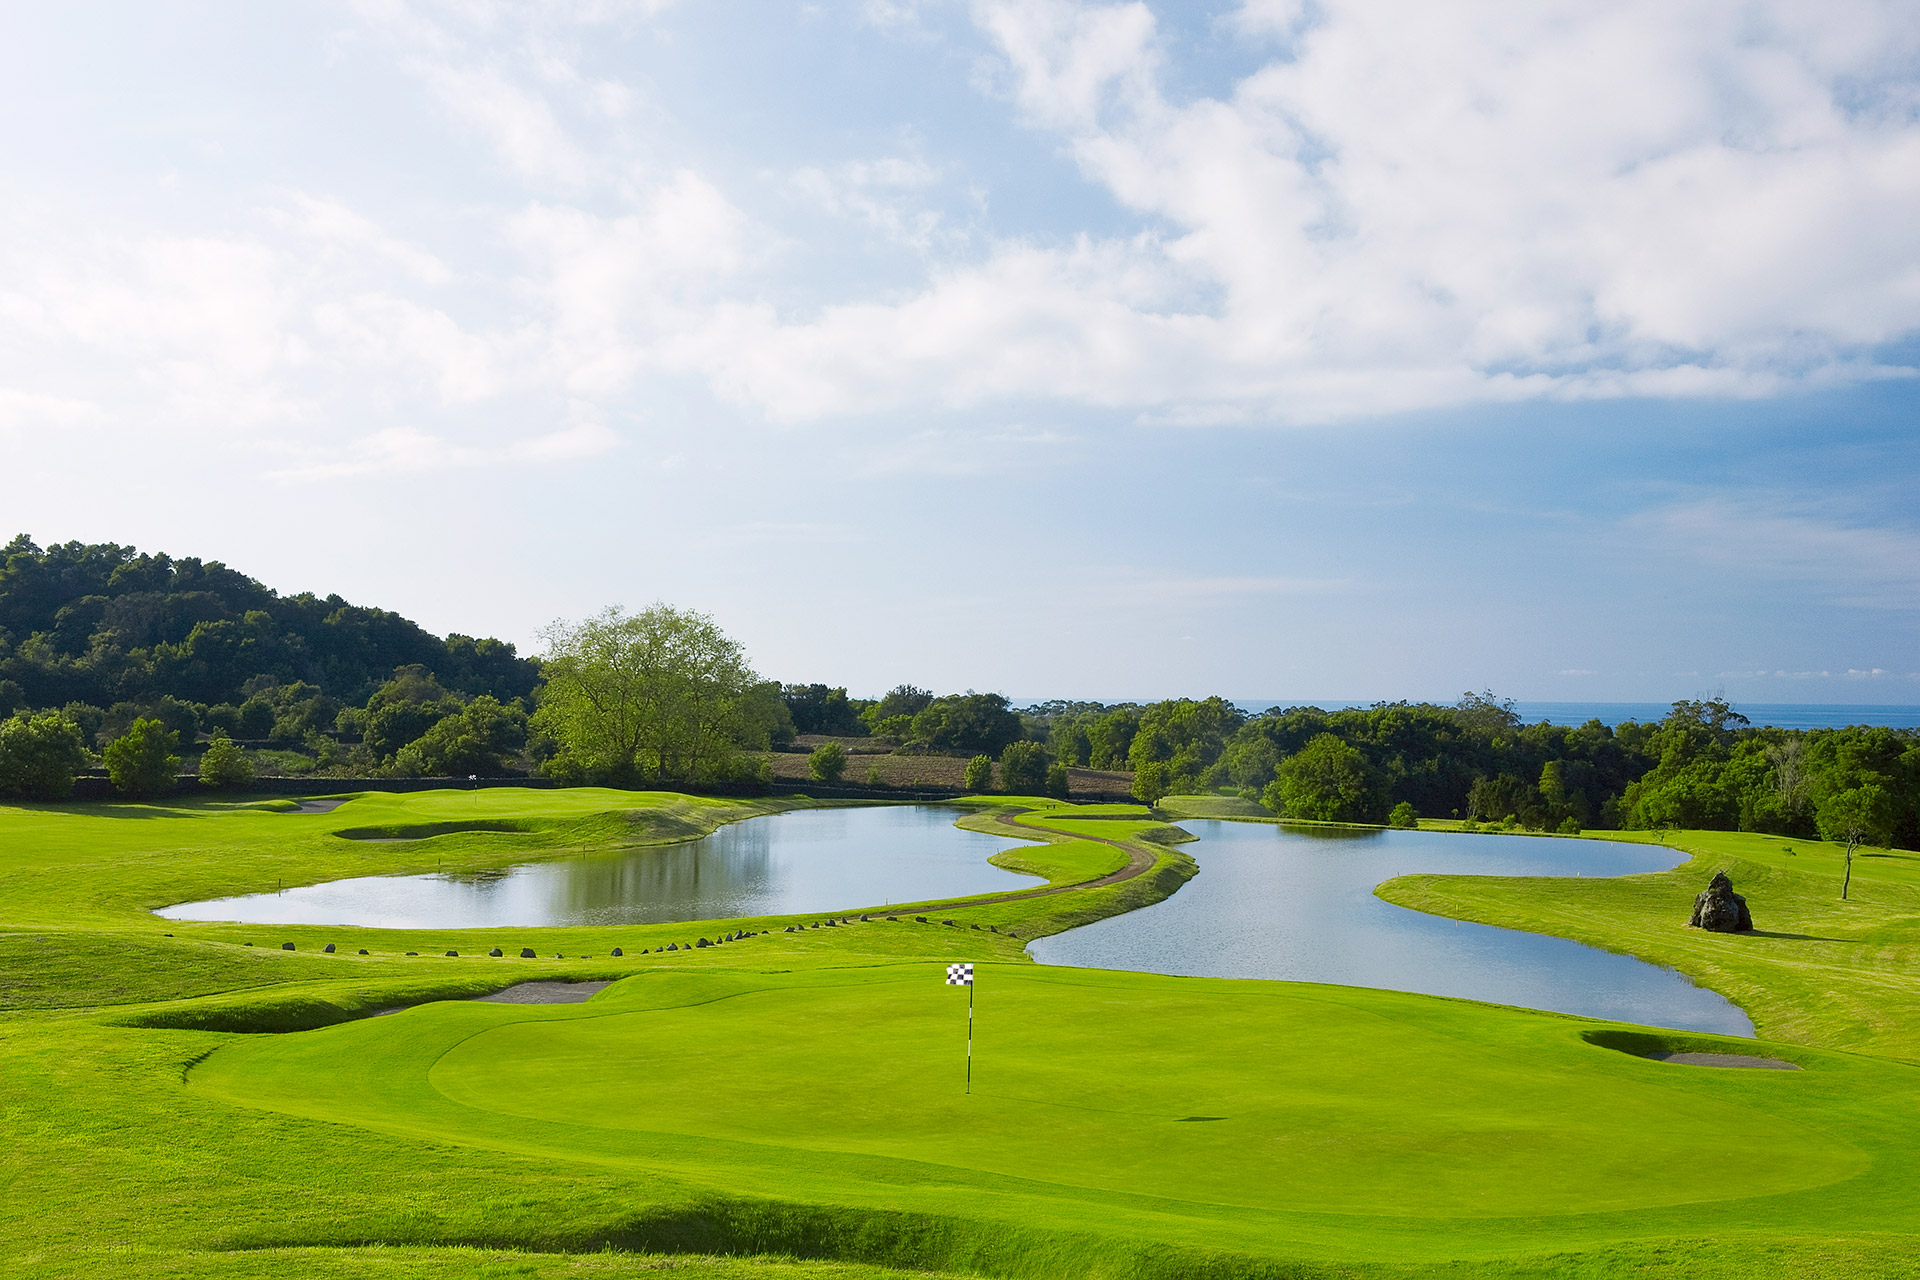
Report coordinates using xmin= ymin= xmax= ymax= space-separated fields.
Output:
xmin=1029 ymin=821 xmax=1753 ymax=1035
xmin=157 ymin=806 xmax=1039 ymax=929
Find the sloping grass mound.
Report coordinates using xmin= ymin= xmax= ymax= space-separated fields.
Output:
xmin=189 ymin=962 xmax=1908 ymax=1274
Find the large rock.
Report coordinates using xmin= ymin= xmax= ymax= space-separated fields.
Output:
xmin=1689 ymin=871 xmax=1754 ymax=933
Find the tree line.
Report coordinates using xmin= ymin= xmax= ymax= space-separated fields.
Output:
xmin=2 ymin=535 xmax=1913 ymax=854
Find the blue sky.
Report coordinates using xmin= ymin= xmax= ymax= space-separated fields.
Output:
xmin=2 ymin=1 xmax=1917 ymax=704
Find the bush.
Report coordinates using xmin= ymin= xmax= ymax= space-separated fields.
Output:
xmin=998 ymin=741 xmax=1049 ymax=794
xmin=1044 ymin=762 xmax=1071 ymax=799
xmin=962 ymin=754 xmax=993 ymax=792
xmin=1388 ymin=801 xmax=1418 ymax=829
xmin=198 ymin=735 xmax=255 ymax=790
xmin=1557 ymin=815 xmax=1583 ymax=835
xmin=0 ymin=711 xmax=92 ymax=800
xmin=104 ymin=718 xmax=180 ymax=798
xmin=866 ymin=762 xmax=883 ymax=787
xmin=808 ymin=742 xmax=847 ymax=783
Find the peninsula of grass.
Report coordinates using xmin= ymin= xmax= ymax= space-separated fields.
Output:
xmin=5 ymin=787 xmax=1920 ymax=1278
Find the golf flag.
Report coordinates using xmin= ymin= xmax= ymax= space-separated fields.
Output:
xmin=947 ymin=962 xmax=976 ymax=1093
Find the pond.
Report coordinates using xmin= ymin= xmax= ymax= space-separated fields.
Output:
xmin=156 ymin=805 xmax=1040 ymax=929
xmin=1028 ymin=820 xmax=1753 ymax=1036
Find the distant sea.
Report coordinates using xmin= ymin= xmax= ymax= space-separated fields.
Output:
xmin=1236 ymin=701 xmax=1920 ymax=731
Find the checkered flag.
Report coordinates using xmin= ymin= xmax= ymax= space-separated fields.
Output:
xmin=946 ymin=962 xmax=973 ymax=985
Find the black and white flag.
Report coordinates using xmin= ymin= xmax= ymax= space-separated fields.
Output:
xmin=946 ymin=963 xmax=973 ymax=985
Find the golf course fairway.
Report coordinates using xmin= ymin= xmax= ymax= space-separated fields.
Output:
xmin=7 ymin=788 xmax=1920 ymax=1278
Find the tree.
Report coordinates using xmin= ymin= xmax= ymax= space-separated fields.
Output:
xmin=1132 ymin=760 xmax=1170 ymax=805
xmin=1044 ymin=761 xmax=1071 ymax=799
xmin=393 ymin=696 xmax=527 ymax=776
xmin=963 ymin=754 xmax=993 ymax=792
xmin=104 ymin=717 xmax=179 ymax=797
xmin=0 ymin=711 xmax=91 ymax=800
xmin=198 ymin=735 xmax=254 ymax=790
xmin=533 ymin=605 xmax=761 ymax=785
xmin=1818 ymin=783 xmax=1892 ymax=900
xmin=998 ymin=741 xmax=1049 ymax=794
xmin=1265 ymin=733 xmax=1378 ymax=822
xmin=1388 ymin=801 xmax=1418 ymax=829
xmin=808 ymin=741 xmax=847 ymax=783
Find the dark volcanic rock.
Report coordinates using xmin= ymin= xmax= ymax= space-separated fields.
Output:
xmin=489 ymin=948 xmax=504 ymax=957
xmin=323 ymin=943 xmax=336 ymax=953
xmin=281 ymin=942 xmax=295 ymax=950
xmin=520 ymin=947 xmax=537 ymax=958
xmin=611 ymin=947 xmax=623 ymax=957
xmin=1689 ymin=871 xmax=1754 ymax=933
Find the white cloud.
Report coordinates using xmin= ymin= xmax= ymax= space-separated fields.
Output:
xmin=664 ymin=0 xmax=1920 ymax=424
xmin=0 ymin=387 xmax=106 ymax=434
xmin=268 ymin=419 xmax=619 ymax=481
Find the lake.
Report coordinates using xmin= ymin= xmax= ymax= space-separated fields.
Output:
xmin=1028 ymin=820 xmax=1754 ymax=1035
xmin=156 ymin=805 xmax=1040 ymax=929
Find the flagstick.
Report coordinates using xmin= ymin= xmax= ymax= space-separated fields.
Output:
xmin=960 ymin=974 xmax=975 ymax=1097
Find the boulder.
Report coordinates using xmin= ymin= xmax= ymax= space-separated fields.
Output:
xmin=281 ymin=942 xmax=295 ymax=951
xmin=611 ymin=947 xmax=623 ymax=957
xmin=520 ymin=947 xmax=537 ymax=958
xmin=357 ymin=949 xmax=369 ymax=955
xmin=489 ymin=948 xmax=504 ymax=957
xmin=445 ymin=950 xmax=459 ymax=957
xmin=323 ymin=943 xmax=336 ymax=953
xmin=1689 ymin=871 xmax=1754 ymax=933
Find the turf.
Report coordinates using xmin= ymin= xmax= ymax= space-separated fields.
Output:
xmin=6 ymin=788 xmax=1920 ymax=1276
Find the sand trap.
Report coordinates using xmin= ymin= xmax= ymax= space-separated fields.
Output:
xmin=287 ymin=798 xmax=349 ymax=814
xmin=470 ymin=981 xmax=611 ymax=1005
xmin=1648 ymin=1051 xmax=1800 ymax=1070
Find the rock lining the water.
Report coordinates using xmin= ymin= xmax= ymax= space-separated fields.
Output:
xmin=1688 ymin=871 xmax=1754 ymax=933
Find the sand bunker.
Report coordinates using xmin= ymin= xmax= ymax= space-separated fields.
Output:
xmin=470 ymin=981 xmax=611 ymax=1005
xmin=287 ymin=798 xmax=349 ymax=814
xmin=1646 ymin=1051 xmax=1800 ymax=1070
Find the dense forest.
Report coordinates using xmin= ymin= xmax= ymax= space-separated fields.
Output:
xmin=0 ymin=536 xmax=543 ymax=782
xmin=1 ymin=535 xmax=1914 ymax=852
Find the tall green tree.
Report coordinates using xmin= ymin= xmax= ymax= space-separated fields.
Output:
xmin=0 ymin=711 xmax=91 ymax=799
xmin=963 ymin=754 xmax=993 ymax=792
xmin=1265 ymin=733 xmax=1379 ymax=822
xmin=1818 ymin=783 xmax=1893 ymax=901
xmin=998 ymin=740 xmax=1049 ymax=794
xmin=104 ymin=717 xmax=180 ymax=798
xmin=533 ymin=605 xmax=761 ymax=785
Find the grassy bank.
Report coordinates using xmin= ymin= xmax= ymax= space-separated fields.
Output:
xmin=4 ymin=788 xmax=1920 ymax=1277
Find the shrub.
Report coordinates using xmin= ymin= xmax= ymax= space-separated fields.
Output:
xmin=0 ymin=711 xmax=92 ymax=800
xmin=1044 ymin=762 xmax=1071 ymax=799
xmin=198 ymin=735 xmax=255 ymax=790
xmin=866 ymin=762 xmax=883 ymax=787
xmin=104 ymin=718 xmax=180 ymax=798
xmin=962 ymin=754 xmax=993 ymax=792
xmin=808 ymin=742 xmax=847 ymax=783
xmin=1557 ymin=815 xmax=1583 ymax=835
xmin=1388 ymin=801 xmax=1418 ymax=829
xmin=998 ymin=741 xmax=1049 ymax=794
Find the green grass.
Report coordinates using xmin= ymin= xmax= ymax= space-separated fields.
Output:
xmin=6 ymin=788 xmax=1920 ymax=1276
xmin=1375 ymin=826 xmax=1920 ymax=1059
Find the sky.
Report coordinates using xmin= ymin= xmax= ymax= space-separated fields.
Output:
xmin=2 ymin=0 xmax=1917 ymax=705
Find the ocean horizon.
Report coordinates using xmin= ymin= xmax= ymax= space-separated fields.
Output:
xmin=1231 ymin=701 xmax=1920 ymax=731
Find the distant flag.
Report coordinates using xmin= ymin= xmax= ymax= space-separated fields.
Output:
xmin=947 ymin=962 xmax=975 ymax=1092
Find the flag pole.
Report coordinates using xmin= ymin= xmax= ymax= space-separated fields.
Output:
xmin=966 ymin=977 xmax=974 ymax=1095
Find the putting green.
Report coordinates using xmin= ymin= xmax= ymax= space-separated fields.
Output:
xmin=195 ymin=964 xmax=1872 ymax=1237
